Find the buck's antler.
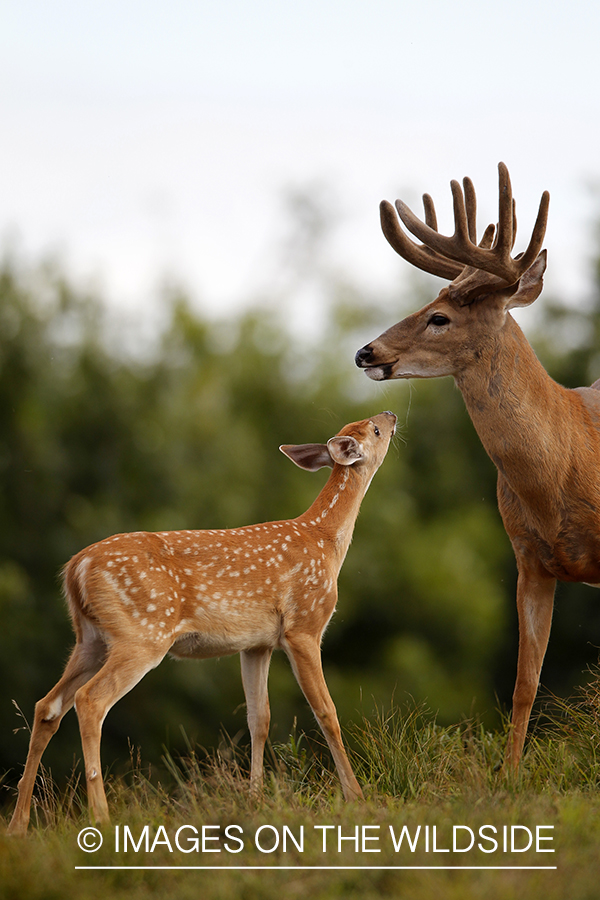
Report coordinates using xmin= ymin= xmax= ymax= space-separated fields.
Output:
xmin=381 ymin=163 xmax=549 ymax=297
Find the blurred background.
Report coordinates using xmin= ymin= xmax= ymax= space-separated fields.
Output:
xmin=2 ymin=0 xmax=600 ymax=797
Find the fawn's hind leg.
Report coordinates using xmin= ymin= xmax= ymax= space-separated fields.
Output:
xmin=73 ymin=644 xmax=166 ymax=824
xmin=8 ymin=634 xmax=107 ymax=835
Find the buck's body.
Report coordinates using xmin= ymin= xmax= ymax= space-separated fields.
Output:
xmin=9 ymin=412 xmax=396 ymax=834
xmin=454 ymin=314 xmax=600 ymax=586
xmin=356 ymin=163 xmax=600 ymax=771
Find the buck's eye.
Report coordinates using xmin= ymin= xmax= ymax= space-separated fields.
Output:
xmin=429 ymin=313 xmax=450 ymax=327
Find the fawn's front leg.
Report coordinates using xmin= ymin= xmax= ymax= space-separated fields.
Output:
xmin=240 ymin=647 xmax=273 ymax=790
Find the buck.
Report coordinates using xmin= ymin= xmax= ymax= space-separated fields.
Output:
xmin=8 ymin=411 xmax=396 ymax=834
xmin=355 ymin=162 xmax=600 ymax=772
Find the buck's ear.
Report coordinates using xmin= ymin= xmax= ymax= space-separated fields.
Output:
xmin=506 ymin=250 xmax=547 ymax=310
xmin=326 ymin=435 xmax=364 ymax=466
xmin=279 ymin=443 xmax=334 ymax=471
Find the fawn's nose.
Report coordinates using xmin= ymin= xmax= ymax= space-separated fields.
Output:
xmin=384 ymin=411 xmax=397 ymax=433
xmin=355 ymin=345 xmax=373 ymax=368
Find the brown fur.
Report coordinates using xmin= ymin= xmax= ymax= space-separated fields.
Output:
xmin=8 ymin=413 xmax=396 ymax=833
xmin=356 ymin=164 xmax=600 ymax=772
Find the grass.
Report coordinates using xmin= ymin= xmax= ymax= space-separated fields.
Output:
xmin=1 ymin=678 xmax=600 ymax=900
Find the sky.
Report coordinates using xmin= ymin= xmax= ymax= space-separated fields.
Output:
xmin=2 ymin=0 xmax=600 ymax=323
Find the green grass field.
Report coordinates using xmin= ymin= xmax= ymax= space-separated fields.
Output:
xmin=2 ymin=686 xmax=600 ymax=900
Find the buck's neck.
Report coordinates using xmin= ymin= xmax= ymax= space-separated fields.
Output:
xmin=296 ymin=464 xmax=372 ymax=566
xmin=455 ymin=313 xmax=573 ymax=501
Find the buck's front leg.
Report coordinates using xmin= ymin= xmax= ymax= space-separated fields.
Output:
xmin=504 ymin=559 xmax=556 ymax=772
xmin=240 ymin=647 xmax=273 ymax=791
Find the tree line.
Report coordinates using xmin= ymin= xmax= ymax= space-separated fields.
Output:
xmin=2 ymin=202 xmax=600 ymax=797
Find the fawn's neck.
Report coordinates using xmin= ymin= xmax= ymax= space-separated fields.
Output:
xmin=296 ymin=464 xmax=370 ymax=567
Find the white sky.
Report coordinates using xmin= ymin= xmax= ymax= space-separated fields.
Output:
xmin=2 ymin=0 xmax=600 ymax=321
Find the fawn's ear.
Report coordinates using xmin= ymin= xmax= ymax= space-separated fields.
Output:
xmin=280 ymin=443 xmax=334 ymax=471
xmin=326 ymin=435 xmax=364 ymax=466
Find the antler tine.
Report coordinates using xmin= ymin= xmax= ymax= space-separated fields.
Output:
xmin=463 ymin=177 xmax=477 ymax=244
xmin=513 ymin=189 xmax=550 ymax=276
xmin=422 ymin=193 xmax=438 ymax=231
xmin=491 ymin=199 xmax=517 ymax=251
xmin=495 ymin=161 xmax=514 ymax=258
xmin=380 ymin=200 xmax=463 ymax=281
xmin=450 ymin=179 xmax=471 ymax=245
xmin=479 ymin=223 xmax=496 ymax=250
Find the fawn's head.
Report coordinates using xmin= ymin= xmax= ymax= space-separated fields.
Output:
xmin=280 ymin=411 xmax=397 ymax=474
xmin=355 ymin=163 xmax=549 ymax=382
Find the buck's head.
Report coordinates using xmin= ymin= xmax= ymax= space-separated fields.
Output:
xmin=355 ymin=163 xmax=549 ymax=381
xmin=280 ymin=411 xmax=397 ymax=475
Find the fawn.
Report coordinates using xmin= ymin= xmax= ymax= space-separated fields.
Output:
xmin=8 ymin=411 xmax=396 ymax=832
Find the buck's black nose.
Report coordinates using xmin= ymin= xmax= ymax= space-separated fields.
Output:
xmin=355 ymin=345 xmax=373 ymax=368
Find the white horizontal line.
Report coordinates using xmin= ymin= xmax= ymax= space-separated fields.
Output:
xmin=76 ymin=865 xmax=558 ymax=871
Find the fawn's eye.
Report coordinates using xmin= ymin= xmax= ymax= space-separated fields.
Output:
xmin=429 ymin=313 xmax=450 ymax=327
xmin=374 ymin=426 xmax=380 ymax=436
